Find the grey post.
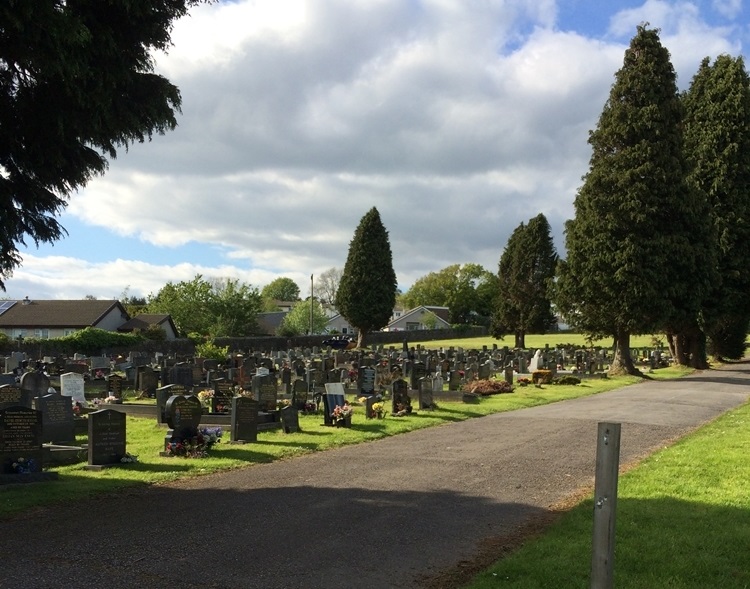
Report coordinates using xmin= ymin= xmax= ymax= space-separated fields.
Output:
xmin=591 ymin=422 xmax=621 ymax=589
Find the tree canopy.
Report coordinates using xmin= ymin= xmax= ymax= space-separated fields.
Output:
xmin=401 ymin=263 xmax=495 ymax=324
xmin=261 ymin=277 xmax=301 ymax=303
xmin=147 ymin=275 xmax=261 ymax=337
xmin=0 ymin=0 xmax=205 ymax=290
xmin=277 ymin=300 xmax=329 ymax=336
xmin=492 ymin=214 xmax=557 ymax=348
xmin=683 ymin=55 xmax=750 ymax=361
xmin=316 ymin=267 xmax=343 ymax=306
xmin=335 ymin=207 xmax=397 ymax=348
xmin=555 ymin=25 xmax=711 ymax=374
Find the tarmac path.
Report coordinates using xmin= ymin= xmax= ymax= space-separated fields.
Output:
xmin=2 ymin=362 xmax=750 ymax=589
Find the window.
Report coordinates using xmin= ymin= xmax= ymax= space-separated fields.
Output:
xmin=11 ymin=328 xmax=27 ymax=338
xmin=63 ymin=328 xmax=77 ymax=336
xmin=34 ymin=329 xmax=50 ymax=339
xmin=406 ymin=322 xmax=420 ymax=331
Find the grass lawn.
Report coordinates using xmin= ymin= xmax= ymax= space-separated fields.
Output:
xmin=0 ymin=367 xmax=693 ymax=518
xmin=420 ymin=333 xmax=663 ymax=351
xmin=465 ymin=389 xmax=750 ymax=589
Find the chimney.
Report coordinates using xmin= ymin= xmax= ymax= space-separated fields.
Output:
xmin=22 ymin=296 xmax=31 ymax=305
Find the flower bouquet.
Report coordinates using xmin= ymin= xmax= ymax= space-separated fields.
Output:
xmin=11 ymin=457 xmax=37 ymax=474
xmin=165 ymin=427 xmax=223 ymax=458
xmin=370 ymin=402 xmax=385 ymax=419
xmin=331 ymin=404 xmax=353 ymax=427
xmin=197 ymin=389 xmax=214 ymax=409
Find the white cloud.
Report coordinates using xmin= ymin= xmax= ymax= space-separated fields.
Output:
xmin=6 ymin=0 xmax=750 ymax=300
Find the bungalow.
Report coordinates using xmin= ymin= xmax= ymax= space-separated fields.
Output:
xmin=0 ymin=298 xmax=130 ymax=340
xmin=385 ymin=306 xmax=451 ymax=331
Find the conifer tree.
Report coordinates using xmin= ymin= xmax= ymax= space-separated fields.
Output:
xmin=336 ymin=207 xmax=397 ymax=348
xmin=683 ymin=55 xmax=750 ymax=361
xmin=555 ymin=25 xmax=710 ymax=374
xmin=492 ymin=214 xmax=558 ymax=348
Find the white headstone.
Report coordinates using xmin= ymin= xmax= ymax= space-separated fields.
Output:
xmin=528 ymin=349 xmax=543 ymax=372
xmin=60 ymin=371 xmax=87 ymax=406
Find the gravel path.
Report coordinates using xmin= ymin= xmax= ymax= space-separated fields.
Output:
xmin=2 ymin=363 xmax=749 ymax=589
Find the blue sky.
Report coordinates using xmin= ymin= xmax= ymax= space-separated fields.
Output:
xmin=6 ymin=0 xmax=750 ymax=301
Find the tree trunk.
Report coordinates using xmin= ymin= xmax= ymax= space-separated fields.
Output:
xmin=514 ymin=330 xmax=525 ymax=349
xmin=356 ymin=329 xmax=367 ymax=349
xmin=687 ymin=328 xmax=709 ymax=369
xmin=608 ymin=330 xmax=642 ymax=376
xmin=672 ymin=333 xmax=688 ymax=366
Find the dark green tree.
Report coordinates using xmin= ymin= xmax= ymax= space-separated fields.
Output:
xmin=335 ymin=207 xmax=397 ymax=348
xmin=261 ymin=277 xmax=301 ymax=302
xmin=0 ymin=0 xmax=206 ymax=290
xmin=555 ymin=25 xmax=710 ymax=375
xmin=491 ymin=214 xmax=558 ymax=348
xmin=683 ymin=55 xmax=750 ymax=362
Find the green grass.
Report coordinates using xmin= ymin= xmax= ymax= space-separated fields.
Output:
xmin=420 ymin=333 xmax=663 ymax=351
xmin=465 ymin=400 xmax=750 ymax=589
xmin=0 ymin=372 xmax=661 ymax=517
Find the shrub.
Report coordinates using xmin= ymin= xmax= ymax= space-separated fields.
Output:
xmin=195 ymin=340 xmax=229 ymax=361
xmin=532 ymin=370 xmax=553 ymax=384
xmin=462 ymin=379 xmax=513 ymax=395
xmin=552 ymin=375 xmax=581 ymax=386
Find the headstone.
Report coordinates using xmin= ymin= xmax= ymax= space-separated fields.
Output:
xmin=323 ymin=383 xmax=346 ymax=426
xmin=212 ymin=380 xmax=233 ymax=413
xmin=86 ymin=409 xmax=126 ymax=469
xmin=252 ymin=374 xmax=277 ymax=412
xmin=419 ymin=379 xmax=434 ymax=410
xmin=410 ymin=362 xmax=427 ymax=390
xmin=391 ymin=378 xmax=412 ymax=414
xmin=0 ymin=384 xmax=31 ymax=411
xmin=292 ymin=380 xmax=309 ymax=410
xmin=38 ymin=392 xmax=75 ymax=444
xmin=60 ymin=372 xmax=87 ymax=406
xmin=529 ymin=350 xmax=542 ymax=372
xmin=169 ymin=362 xmax=194 ymax=390
xmin=358 ymin=366 xmax=377 ymax=397
xmin=156 ymin=384 xmax=185 ymax=424
xmin=230 ymin=397 xmax=258 ymax=443
xmin=0 ymin=405 xmax=44 ymax=474
xmin=280 ymin=406 xmax=300 ymax=434
xmin=163 ymin=394 xmax=203 ymax=452
xmin=20 ymin=372 xmax=51 ymax=403
xmin=108 ymin=373 xmax=126 ymax=401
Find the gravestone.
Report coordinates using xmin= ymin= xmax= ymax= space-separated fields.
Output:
xmin=135 ymin=367 xmax=156 ymax=398
xmin=20 ymin=372 xmax=51 ymax=404
xmin=162 ymin=394 xmax=203 ymax=453
xmin=0 ymin=405 xmax=45 ymax=475
xmin=156 ymin=384 xmax=185 ymax=424
xmin=391 ymin=378 xmax=412 ymax=414
xmin=231 ymin=397 xmax=259 ymax=443
xmin=358 ymin=366 xmax=377 ymax=397
xmin=108 ymin=373 xmax=125 ymax=401
xmin=212 ymin=380 xmax=233 ymax=413
xmin=419 ymin=378 xmax=434 ymax=410
xmin=364 ymin=395 xmax=376 ymax=420
xmin=292 ymin=380 xmax=309 ymax=410
xmin=60 ymin=372 xmax=87 ymax=407
xmin=323 ymin=383 xmax=346 ymax=426
xmin=86 ymin=409 xmax=126 ymax=470
xmin=252 ymin=374 xmax=277 ymax=412
xmin=38 ymin=392 xmax=75 ymax=444
xmin=0 ymin=384 xmax=31 ymax=411
xmin=168 ymin=362 xmax=194 ymax=389
xmin=410 ymin=362 xmax=427 ymax=390
xmin=448 ymin=370 xmax=461 ymax=391
xmin=280 ymin=406 xmax=300 ymax=434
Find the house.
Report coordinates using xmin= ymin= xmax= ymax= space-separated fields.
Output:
xmin=325 ymin=313 xmax=357 ymax=336
xmin=0 ymin=298 xmax=130 ymax=340
xmin=256 ymin=311 xmax=288 ymax=336
xmin=117 ymin=314 xmax=179 ymax=340
xmin=385 ymin=306 xmax=452 ymax=331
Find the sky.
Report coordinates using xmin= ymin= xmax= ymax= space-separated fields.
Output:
xmin=5 ymin=0 xmax=750 ymax=302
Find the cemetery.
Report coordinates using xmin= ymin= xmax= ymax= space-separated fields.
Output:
xmin=0 ymin=338 xmax=672 ymax=491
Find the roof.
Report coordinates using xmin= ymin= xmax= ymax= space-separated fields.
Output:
xmin=118 ymin=314 xmax=177 ymax=334
xmin=0 ymin=299 xmax=129 ymax=328
xmin=256 ymin=311 xmax=287 ymax=335
xmin=386 ymin=305 xmax=451 ymax=328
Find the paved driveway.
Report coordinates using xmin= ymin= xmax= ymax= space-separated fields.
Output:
xmin=3 ymin=363 xmax=749 ymax=589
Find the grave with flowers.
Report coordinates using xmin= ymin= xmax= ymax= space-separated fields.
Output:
xmin=0 ymin=404 xmax=59 ymax=484
xmin=160 ymin=394 xmax=222 ymax=458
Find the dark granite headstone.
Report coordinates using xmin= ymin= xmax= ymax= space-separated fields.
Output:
xmin=253 ymin=374 xmax=277 ymax=412
xmin=292 ymin=380 xmax=308 ymax=409
xmin=419 ymin=379 xmax=434 ymax=410
xmin=212 ymin=380 xmax=233 ymax=413
xmin=365 ymin=395 xmax=376 ymax=420
xmin=410 ymin=362 xmax=427 ymax=390
xmin=391 ymin=378 xmax=412 ymax=414
xmin=38 ymin=392 xmax=75 ymax=444
xmin=87 ymin=409 xmax=126 ymax=468
xmin=280 ymin=406 xmax=300 ymax=434
xmin=108 ymin=374 xmax=125 ymax=401
xmin=230 ymin=397 xmax=258 ymax=443
xmin=358 ymin=366 xmax=377 ymax=397
xmin=20 ymin=372 xmax=51 ymax=403
xmin=322 ymin=389 xmax=346 ymax=426
xmin=169 ymin=362 xmax=194 ymax=389
xmin=0 ymin=405 xmax=44 ymax=474
xmin=156 ymin=384 xmax=185 ymax=424
xmin=0 ymin=384 xmax=31 ymax=411
xmin=164 ymin=394 xmax=203 ymax=451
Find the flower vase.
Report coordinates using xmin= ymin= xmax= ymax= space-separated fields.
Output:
xmin=336 ymin=416 xmax=352 ymax=428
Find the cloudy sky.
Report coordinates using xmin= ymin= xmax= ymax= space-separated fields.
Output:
xmin=5 ymin=0 xmax=748 ymax=301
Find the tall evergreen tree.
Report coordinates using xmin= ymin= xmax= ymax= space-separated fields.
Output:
xmin=492 ymin=214 xmax=558 ymax=348
xmin=335 ymin=207 xmax=397 ymax=348
xmin=0 ymin=1 xmax=206 ymax=289
xmin=555 ymin=25 xmax=710 ymax=374
xmin=683 ymin=55 xmax=750 ymax=361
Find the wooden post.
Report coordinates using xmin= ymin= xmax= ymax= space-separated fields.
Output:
xmin=591 ymin=422 xmax=621 ymax=589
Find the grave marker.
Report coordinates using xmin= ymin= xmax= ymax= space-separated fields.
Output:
xmin=230 ymin=397 xmax=258 ymax=443
xmin=86 ymin=409 xmax=127 ymax=470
